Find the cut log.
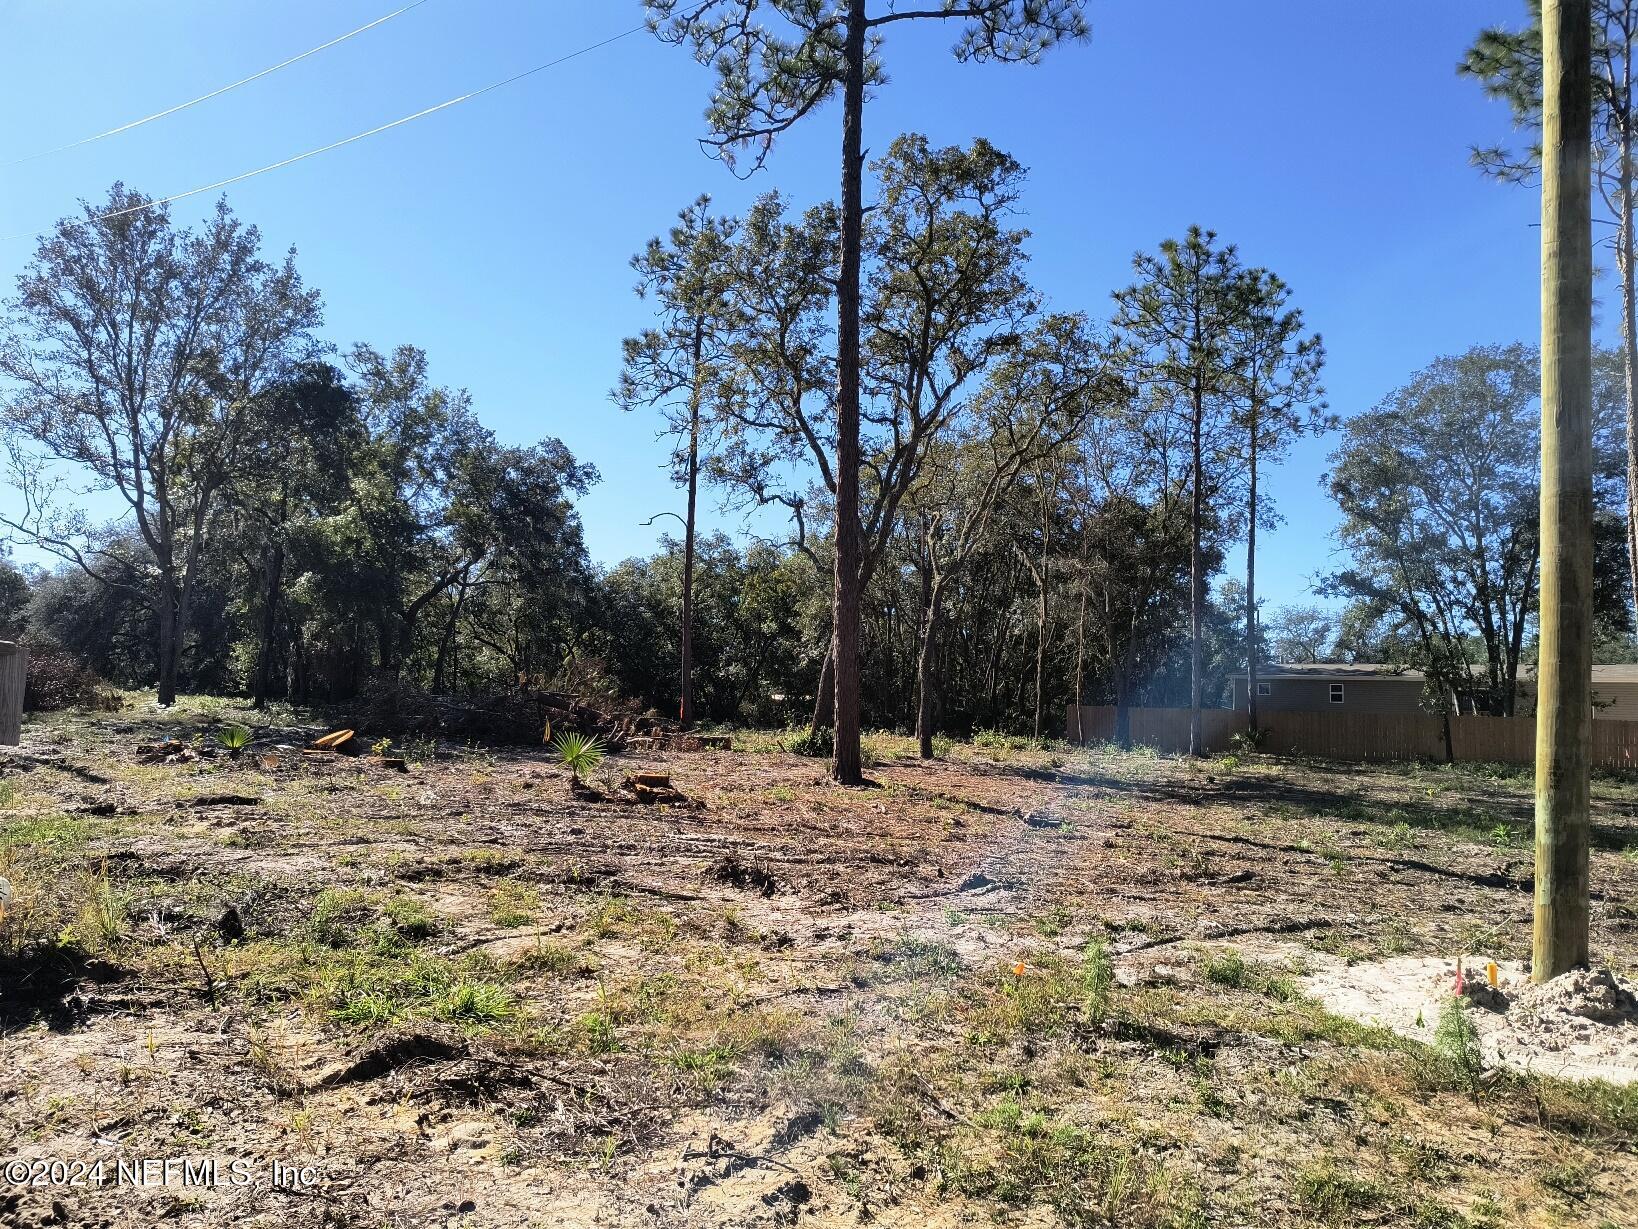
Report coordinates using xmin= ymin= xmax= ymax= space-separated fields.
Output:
xmin=631 ymin=780 xmax=692 ymax=806
xmin=136 ymin=738 xmax=196 ymax=764
xmin=312 ymin=729 xmax=356 ymax=751
xmin=626 ymin=772 xmax=672 ymax=789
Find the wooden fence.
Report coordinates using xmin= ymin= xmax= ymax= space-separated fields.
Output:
xmin=1064 ymin=704 xmax=1638 ymax=770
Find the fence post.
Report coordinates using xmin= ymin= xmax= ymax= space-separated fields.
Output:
xmin=0 ymin=642 xmax=23 ymax=746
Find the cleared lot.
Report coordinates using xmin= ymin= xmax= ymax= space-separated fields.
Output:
xmin=2 ymin=702 xmax=1635 ymax=1228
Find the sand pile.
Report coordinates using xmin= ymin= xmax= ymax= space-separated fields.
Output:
xmin=1250 ymin=943 xmax=1638 ymax=1085
xmin=1511 ymin=966 xmax=1638 ymax=1023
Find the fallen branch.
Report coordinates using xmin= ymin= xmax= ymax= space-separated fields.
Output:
xmin=191 ymin=940 xmax=218 ymax=1009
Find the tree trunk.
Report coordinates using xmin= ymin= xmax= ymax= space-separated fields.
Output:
xmin=1072 ymin=549 xmax=1088 ymax=745
xmin=1113 ymin=640 xmax=1135 ymax=749
xmin=810 ymin=648 xmax=835 ymax=738
xmin=680 ymin=321 xmax=703 ymax=728
xmin=1534 ymin=0 xmax=1594 ymax=982
xmin=156 ymin=575 xmax=180 ymax=707
xmin=431 ymin=570 xmax=470 ymax=694
xmin=1032 ymin=476 xmax=1054 ymax=741
xmin=916 ymin=579 xmax=944 ymax=760
xmin=829 ymin=0 xmax=867 ymax=786
xmin=169 ymin=486 xmax=218 ymax=706
xmin=251 ymin=541 xmax=285 ymax=709
xmin=1188 ymin=378 xmax=1205 ymax=756
xmin=252 ymin=478 xmax=290 ymax=710
xmin=1621 ymin=117 xmax=1638 ymax=633
xmin=1246 ymin=405 xmax=1259 ymax=732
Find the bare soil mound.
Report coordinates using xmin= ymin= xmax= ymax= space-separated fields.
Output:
xmin=1292 ymin=950 xmax=1638 ymax=1085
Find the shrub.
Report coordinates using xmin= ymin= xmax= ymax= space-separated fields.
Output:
xmin=1432 ymin=996 xmax=1484 ymax=1091
xmin=1228 ymin=725 xmax=1270 ymax=752
xmin=23 ymin=645 xmax=108 ymax=712
xmin=1081 ymin=938 xmax=1114 ymax=1026
xmin=785 ymin=726 xmax=833 ymax=758
xmin=974 ymin=728 xmax=1032 ymax=751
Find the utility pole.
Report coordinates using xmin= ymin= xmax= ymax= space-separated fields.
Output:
xmin=1534 ymin=0 xmax=1595 ymax=981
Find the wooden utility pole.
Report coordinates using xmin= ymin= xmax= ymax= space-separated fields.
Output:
xmin=0 ymin=643 xmax=24 ymax=745
xmin=1534 ymin=0 xmax=1595 ymax=981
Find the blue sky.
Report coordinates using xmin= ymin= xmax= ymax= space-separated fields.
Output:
xmin=0 ymin=1 xmax=1554 ymax=610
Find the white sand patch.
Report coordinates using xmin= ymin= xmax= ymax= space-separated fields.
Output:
xmin=1284 ymin=948 xmax=1638 ymax=1086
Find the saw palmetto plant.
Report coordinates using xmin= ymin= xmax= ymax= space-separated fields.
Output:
xmin=551 ymin=732 xmax=606 ymax=785
xmin=215 ymin=725 xmax=252 ymax=758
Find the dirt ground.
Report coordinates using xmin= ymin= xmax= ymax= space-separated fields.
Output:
xmin=2 ymin=701 xmax=1636 ymax=1229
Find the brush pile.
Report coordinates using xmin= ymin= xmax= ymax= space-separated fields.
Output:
xmin=352 ymin=686 xmax=670 ymax=750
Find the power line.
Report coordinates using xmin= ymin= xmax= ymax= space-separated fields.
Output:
xmin=5 ymin=0 xmax=436 ymax=168
xmin=0 ymin=20 xmax=650 ymax=243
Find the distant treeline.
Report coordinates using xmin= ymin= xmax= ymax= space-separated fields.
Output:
xmin=2 ymin=179 xmax=1634 ymax=736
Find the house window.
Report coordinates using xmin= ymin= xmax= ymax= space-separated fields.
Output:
xmin=1256 ymin=682 xmax=1271 ymax=697
xmin=1329 ymin=683 xmax=1345 ymax=704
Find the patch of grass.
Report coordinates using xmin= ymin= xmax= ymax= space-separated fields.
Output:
xmin=488 ymin=881 xmax=541 ymax=928
xmin=455 ymin=846 xmax=514 ymax=872
xmin=510 ymin=939 xmax=590 ymax=978
xmin=665 ymin=1041 xmax=739 ymax=1088
xmin=929 ymin=1091 xmax=1197 ymax=1228
xmin=1198 ymin=949 xmax=1300 ymax=1001
xmin=969 ymin=959 xmax=1077 ymax=1041
xmin=304 ymin=888 xmax=377 ymax=948
xmin=231 ymin=933 xmax=518 ymax=1034
xmin=866 ymin=934 xmax=964 ymax=983
xmin=973 ymin=728 xmax=1046 ymax=754
xmin=1522 ymin=1071 xmax=1638 ymax=1140
xmin=1375 ymin=821 xmax=1415 ymax=851
xmin=79 ymin=869 xmax=129 ymax=950
xmin=1537 ymin=1158 xmax=1592 ymax=1199
xmin=0 ymin=814 xmax=93 ymax=849
xmin=1034 ymin=903 xmax=1073 ymax=938
xmin=1411 ymin=1200 xmax=1476 ymax=1229
xmin=1322 ymin=797 xmax=1513 ymax=846
xmin=784 ymin=726 xmax=833 ymax=758
xmin=437 ymin=979 xmax=516 ymax=1024
xmin=1293 ymin=1163 xmax=1387 ymax=1221
xmin=382 ymin=894 xmax=436 ymax=939
xmin=576 ymin=1009 xmax=619 ymax=1055
xmin=583 ymin=894 xmax=675 ymax=945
